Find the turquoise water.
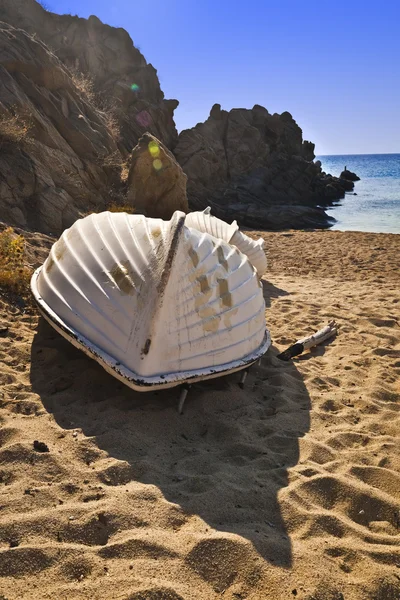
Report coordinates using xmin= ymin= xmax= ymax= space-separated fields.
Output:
xmin=316 ymin=154 xmax=400 ymax=234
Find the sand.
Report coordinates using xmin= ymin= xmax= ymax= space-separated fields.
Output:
xmin=0 ymin=228 xmax=399 ymax=600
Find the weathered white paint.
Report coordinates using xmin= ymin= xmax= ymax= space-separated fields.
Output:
xmin=230 ymin=229 xmax=268 ymax=276
xmin=31 ymin=210 xmax=271 ymax=391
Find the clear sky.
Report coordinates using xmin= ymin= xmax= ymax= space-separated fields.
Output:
xmin=48 ymin=0 xmax=399 ymax=155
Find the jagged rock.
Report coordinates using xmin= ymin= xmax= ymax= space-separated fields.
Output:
xmin=0 ymin=0 xmax=178 ymax=151
xmin=127 ymin=133 xmax=188 ymax=219
xmin=0 ymin=0 xmax=359 ymax=234
xmin=0 ymin=22 xmax=119 ymax=233
xmin=174 ymin=104 xmax=348 ymax=229
xmin=315 ymin=174 xmax=354 ymax=201
xmin=340 ymin=168 xmax=360 ymax=182
xmin=302 ymin=140 xmax=316 ymax=162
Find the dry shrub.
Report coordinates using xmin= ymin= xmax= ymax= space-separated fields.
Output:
xmin=82 ymin=197 xmax=135 ymax=217
xmin=101 ymin=108 xmax=120 ymax=141
xmin=70 ymin=68 xmax=121 ymax=141
xmin=101 ymin=151 xmax=128 ymax=185
xmin=70 ymin=68 xmax=96 ymax=105
xmin=102 ymin=150 xmax=125 ymax=170
xmin=107 ymin=202 xmax=135 ymax=214
xmin=0 ymin=228 xmax=32 ymax=297
xmin=81 ymin=198 xmax=135 ymax=217
xmin=120 ymin=161 xmax=130 ymax=182
xmin=0 ymin=112 xmax=30 ymax=144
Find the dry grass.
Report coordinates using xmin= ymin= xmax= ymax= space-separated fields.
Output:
xmin=120 ymin=162 xmax=130 ymax=183
xmin=70 ymin=68 xmax=96 ymax=105
xmin=102 ymin=151 xmax=129 ymax=184
xmin=82 ymin=201 xmax=135 ymax=217
xmin=99 ymin=152 xmax=131 ymax=212
xmin=102 ymin=150 xmax=126 ymax=170
xmin=70 ymin=68 xmax=121 ymax=141
xmin=101 ymin=108 xmax=120 ymax=141
xmin=0 ymin=228 xmax=32 ymax=297
xmin=107 ymin=202 xmax=135 ymax=214
xmin=0 ymin=112 xmax=30 ymax=145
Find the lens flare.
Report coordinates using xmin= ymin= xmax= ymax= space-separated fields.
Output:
xmin=148 ymin=141 xmax=160 ymax=158
xmin=130 ymin=83 xmax=140 ymax=92
xmin=136 ymin=110 xmax=152 ymax=128
xmin=153 ymin=159 xmax=162 ymax=171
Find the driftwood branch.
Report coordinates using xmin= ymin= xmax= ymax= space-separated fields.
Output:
xmin=277 ymin=320 xmax=338 ymax=361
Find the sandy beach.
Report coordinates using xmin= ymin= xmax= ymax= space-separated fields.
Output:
xmin=0 ymin=228 xmax=399 ymax=600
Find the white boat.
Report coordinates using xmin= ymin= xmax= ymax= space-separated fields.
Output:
xmin=31 ymin=210 xmax=270 ymax=392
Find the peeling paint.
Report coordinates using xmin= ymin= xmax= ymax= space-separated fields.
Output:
xmin=216 ymin=245 xmax=228 ymax=271
xmin=223 ymin=313 xmax=231 ymax=329
xmin=142 ymin=338 xmax=151 ymax=355
xmin=198 ymin=305 xmax=216 ymax=320
xmin=45 ymin=255 xmax=54 ymax=273
xmin=188 ymin=246 xmax=199 ymax=267
xmin=67 ymin=227 xmax=79 ymax=243
xmin=195 ymin=286 xmax=213 ymax=309
xmin=217 ymin=278 xmax=233 ymax=308
xmin=197 ymin=274 xmax=211 ymax=294
xmin=46 ymin=238 xmax=67 ymax=273
xmin=203 ymin=315 xmax=220 ymax=333
xmin=109 ymin=260 xmax=141 ymax=295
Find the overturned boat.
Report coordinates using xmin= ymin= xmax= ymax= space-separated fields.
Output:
xmin=31 ymin=210 xmax=271 ymax=392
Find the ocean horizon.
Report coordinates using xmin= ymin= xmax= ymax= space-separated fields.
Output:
xmin=317 ymin=153 xmax=400 ymax=234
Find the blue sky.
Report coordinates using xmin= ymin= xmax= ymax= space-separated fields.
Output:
xmin=49 ymin=0 xmax=399 ymax=155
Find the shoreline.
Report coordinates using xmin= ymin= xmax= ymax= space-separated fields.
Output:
xmin=319 ymin=153 xmax=400 ymax=235
xmin=246 ymin=226 xmax=400 ymax=236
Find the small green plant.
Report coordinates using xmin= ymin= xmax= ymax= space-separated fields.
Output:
xmin=0 ymin=228 xmax=32 ymax=296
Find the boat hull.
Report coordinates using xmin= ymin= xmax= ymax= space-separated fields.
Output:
xmin=32 ymin=266 xmax=271 ymax=391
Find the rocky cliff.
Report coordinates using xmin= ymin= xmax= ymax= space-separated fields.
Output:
xmin=174 ymin=104 xmax=354 ymax=229
xmin=0 ymin=22 xmax=120 ymax=232
xmin=0 ymin=0 xmax=357 ymax=234
xmin=0 ymin=0 xmax=178 ymax=151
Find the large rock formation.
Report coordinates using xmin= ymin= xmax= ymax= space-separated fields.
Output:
xmin=0 ymin=22 xmax=121 ymax=233
xmin=0 ymin=0 xmax=358 ymax=234
xmin=340 ymin=168 xmax=360 ymax=182
xmin=127 ymin=133 xmax=188 ymax=219
xmin=0 ymin=0 xmax=178 ymax=151
xmin=174 ymin=104 xmax=355 ymax=229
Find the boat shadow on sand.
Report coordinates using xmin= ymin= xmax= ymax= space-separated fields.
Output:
xmin=30 ymin=281 xmax=310 ymax=570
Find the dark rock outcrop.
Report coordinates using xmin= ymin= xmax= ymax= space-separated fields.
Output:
xmin=0 ymin=0 xmax=359 ymax=233
xmin=174 ymin=104 xmax=356 ymax=230
xmin=0 ymin=0 xmax=178 ymax=151
xmin=127 ymin=133 xmax=188 ymax=219
xmin=340 ymin=168 xmax=360 ymax=182
xmin=0 ymin=22 xmax=124 ymax=233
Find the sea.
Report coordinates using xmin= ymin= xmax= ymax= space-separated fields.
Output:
xmin=316 ymin=154 xmax=400 ymax=234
